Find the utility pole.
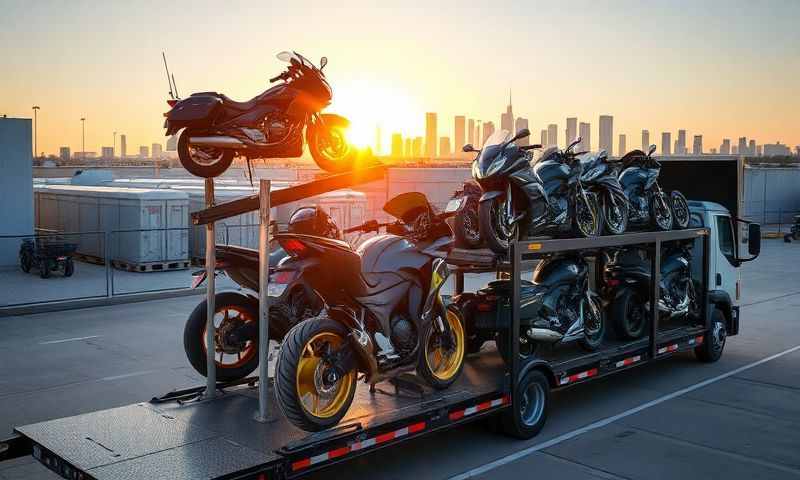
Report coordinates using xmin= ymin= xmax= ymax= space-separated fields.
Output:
xmin=32 ymin=106 xmax=40 ymax=159
xmin=80 ymin=117 xmax=86 ymax=163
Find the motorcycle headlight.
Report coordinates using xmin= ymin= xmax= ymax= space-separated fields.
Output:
xmin=582 ymin=167 xmax=602 ymax=182
xmin=267 ymin=282 xmax=288 ymax=298
xmin=471 ymin=160 xmax=481 ymax=179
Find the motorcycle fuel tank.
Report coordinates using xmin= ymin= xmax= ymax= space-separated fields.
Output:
xmin=533 ymin=157 xmax=571 ymax=196
xmin=532 ymin=255 xmax=587 ymax=288
xmin=619 ymin=166 xmax=660 ymax=192
xmin=357 ymin=234 xmax=430 ymax=273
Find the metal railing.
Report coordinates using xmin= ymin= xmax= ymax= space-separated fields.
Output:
xmin=742 ymin=209 xmax=799 ymax=235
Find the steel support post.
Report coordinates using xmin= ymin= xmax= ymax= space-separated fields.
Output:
xmin=649 ymin=240 xmax=661 ymax=359
xmin=204 ymin=178 xmax=217 ymax=398
xmin=510 ymin=240 xmax=521 ymax=416
xmin=255 ymin=179 xmax=272 ymax=423
xmin=104 ymin=231 xmax=112 ymax=297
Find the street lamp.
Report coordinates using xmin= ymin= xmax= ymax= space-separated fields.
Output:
xmin=80 ymin=117 xmax=86 ymax=163
xmin=32 ymin=106 xmax=40 ymax=159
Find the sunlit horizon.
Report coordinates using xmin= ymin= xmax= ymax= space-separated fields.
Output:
xmin=2 ymin=0 xmax=799 ymax=157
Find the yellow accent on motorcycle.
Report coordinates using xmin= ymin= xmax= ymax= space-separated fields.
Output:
xmin=528 ymin=243 xmax=542 ymax=251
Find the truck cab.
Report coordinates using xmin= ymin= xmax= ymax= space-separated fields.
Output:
xmin=688 ymin=200 xmax=761 ymax=337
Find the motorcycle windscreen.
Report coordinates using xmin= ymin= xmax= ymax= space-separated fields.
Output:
xmin=383 ymin=192 xmax=432 ymax=223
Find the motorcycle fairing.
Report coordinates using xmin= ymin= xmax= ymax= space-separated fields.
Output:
xmin=533 ymin=158 xmax=572 ymax=198
xmin=620 ymin=166 xmax=660 ymax=195
xmin=357 ymin=234 xmax=431 ymax=274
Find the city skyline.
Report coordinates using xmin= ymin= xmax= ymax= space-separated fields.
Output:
xmin=2 ymin=1 xmax=799 ymax=156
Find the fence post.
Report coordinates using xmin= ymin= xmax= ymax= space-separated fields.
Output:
xmin=255 ymin=179 xmax=272 ymax=423
xmin=778 ymin=208 xmax=783 ymax=233
xmin=204 ymin=178 xmax=217 ymax=399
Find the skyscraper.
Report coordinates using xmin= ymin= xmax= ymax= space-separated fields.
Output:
xmin=139 ymin=146 xmax=149 ymax=158
xmin=514 ymin=117 xmax=529 ymax=146
xmin=720 ymin=139 xmax=731 ymax=155
xmin=483 ymin=121 xmax=495 ymax=143
xmin=661 ymin=132 xmax=671 ymax=155
xmin=101 ymin=146 xmax=114 ymax=159
xmin=412 ymin=137 xmax=423 ymax=158
xmin=579 ymin=122 xmax=591 ymax=152
xmin=454 ymin=116 xmax=466 ymax=152
xmin=540 ymin=129 xmax=548 ymax=147
xmin=391 ymin=133 xmax=403 ymax=157
xmin=618 ymin=134 xmax=626 ymax=156
xmin=642 ymin=130 xmax=650 ymax=151
xmin=425 ymin=113 xmax=437 ymax=158
xmin=737 ymin=137 xmax=747 ymax=156
xmin=120 ymin=134 xmax=127 ymax=158
xmin=547 ymin=124 xmax=558 ymax=148
xmin=474 ymin=121 xmax=481 ymax=148
xmin=692 ymin=135 xmax=703 ymax=155
xmin=676 ymin=130 xmax=687 ymax=154
xmin=404 ymin=138 xmax=412 ymax=157
xmin=166 ymin=134 xmax=178 ymax=151
xmin=599 ymin=115 xmax=613 ymax=155
xmin=566 ymin=117 xmax=577 ymax=146
xmin=467 ymin=118 xmax=475 ymax=147
xmin=59 ymin=146 xmax=71 ymax=161
xmin=375 ymin=125 xmax=382 ymax=155
xmin=152 ymin=143 xmax=163 ymax=158
xmin=438 ymin=137 xmax=451 ymax=158
xmin=748 ymin=139 xmax=756 ymax=156
xmin=500 ymin=91 xmax=514 ymax=133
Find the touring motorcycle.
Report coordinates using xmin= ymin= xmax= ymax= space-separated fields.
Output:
xmin=273 ymin=193 xmax=466 ymax=431
xmin=618 ymin=145 xmax=690 ymax=231
xmin=602 ymin=242 xmax=697 ymax=340
xmin=164 ymin=51 xmax=356 ymax=177
xmin=581 ymin=150 xmax=629 ymax=235
xmin=456 ymin=253 xmax=605 ymax=364
xmin=465 ymin=129 xmax=602 ymax=254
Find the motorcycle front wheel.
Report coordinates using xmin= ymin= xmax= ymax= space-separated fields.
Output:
xmin=651 ymin=192 xmax=674 ymax=231
xmin=479 ymin=197 xmax=516 ymax=255
xmin=275 ymin=315 xmax=357 ymax=432
xmin=573 ymin=192 xmax=602 ymax=237
xmin=602 ymin=196 xmax=629 ymax=235
xmin=418 ymin=305 xmax=466 ymax=389
xmin=177 ymin=129 xmax=235 ymax=178
xmin=579 ymin=294 xmax=605 ymax=351
xmin=670 ymin=191 xmax=690 ymax=229
xmin=307 ymin=114 xmax=357 ymax=173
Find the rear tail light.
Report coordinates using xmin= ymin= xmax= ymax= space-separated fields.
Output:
xmin=272 ymin=270 xmax=296 ymax=284
xmin=606 ymin=279 xmax=621 ymax=286
xmin=281 ymin=238 xmax=307 ymax=257
xmin=476 ymin=303 xmax=493 ymax=312
xmin=167 ymin=99 xmax=178 ymax=107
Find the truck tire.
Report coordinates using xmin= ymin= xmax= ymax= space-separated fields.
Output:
xmin=695 ymin=308 xmax=726 ymax=363
xmin=500 ymin=369 xmax=550 ymax=439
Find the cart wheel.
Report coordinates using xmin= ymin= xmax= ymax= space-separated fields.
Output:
xmin=64 ymin=258 xmax=75 ymax=277
xmin=39 ymin=259 xmax=51 ymax=279
xmin=19 ymin=252 xmax=32 ymax=273
xmin=500 ymin=369 xmax=550 ymax=439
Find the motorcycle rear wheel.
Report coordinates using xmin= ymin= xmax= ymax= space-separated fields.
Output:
xmin=177 ymin=129 xmax=235 ymax=178
xmin=307 ymin=114 xmax=357 ymax=173
xmin=602 ymin=197 xmax=629 ymax=235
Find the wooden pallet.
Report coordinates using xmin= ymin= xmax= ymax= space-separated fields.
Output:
xmin=72 ymin=252 xmax=104 ymax=265
xmin=111 ymin=259 xmax=190 ymax=273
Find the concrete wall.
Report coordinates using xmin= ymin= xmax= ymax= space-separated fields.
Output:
xmin=0 ymin=118 xmax=34 ymax=266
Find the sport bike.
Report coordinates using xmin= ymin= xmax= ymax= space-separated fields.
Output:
xmin=617 ymin=145 xmax=690 ymax=231
xmin=580 ymin=150 xmax=629 ymax=235
xmin=465 ymin=129 xmax=601 ymax=254
xmin=164 ymin=51 xmax=356 ymax=177
xmin=273 ymin=193 xmax=466 ymax=431
xmin=447 ymin=180 xmax=482 ymax=249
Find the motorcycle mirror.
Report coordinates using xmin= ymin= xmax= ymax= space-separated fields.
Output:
xmin=511 ymin=128 xmax=531 ymax=142
xmin=320 ymin=57 xmax=328 ymax=69
xmin=648 ymin=144 xmax=657 ymax=156
xmin=567 ymin=136 xmax=582 ymax=150
xmin=462 ymin=144 xmax=476 ymax=153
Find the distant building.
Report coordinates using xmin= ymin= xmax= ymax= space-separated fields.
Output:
xmin=599 ymin=115 xmax=613 ymax=155
xmin=101 ymin=146 xmax=114 ymax=159
xmin=454 ymin=116 xmax=466 ymax=152
xmin=661 ymin=132 xmax=671 ymax=156
xmin=756 ymin=145 xmax=763 ymax=156
xmin=467 ymin=119 xmax=475 ymax=146
xmin=438 ymin=137 xmax=451 ymax=157
xmin=166 ymin=134 xmax=178 ymax=151
xmin=515 ymin=117 xmax=529 ymax=146
xmin=391 ymin=133 xmax=403 ymax=157
xmin=412 ymin=137 xmax=423 ymax=158
xmin=139 ymin=146 xmax=149 ymax=158
xmin=540 ymin=129 xmax=548 ymax=147
xmin=474 ymin=121 xmax=481 ymax=148
xmin=748 ymin=139 xmax=756 ymax=156
xmin=566 ymin=117 xmax=578 ymax=146
xmin=618 ymin=134 xmax=626 ymax=156
xmin=120 ymin=134 xmax=127 ymax=158
xmin=152 ymin=143 xmax=163 ymax=158
xmin=676 ymin=130 xmax=687 ymax=155
xmin=500 ymin=93 xmax=514 ymax=134
xmin=710 ymin=148 xmax=717 ymax=154
xmin=59 ymin=146 xmax=71 ymax=161
xmin=425 ymin=113 xmax=437 ymax=158
xmin=483 ymin=121 xmax=495 ymax=144
xmin=642 ymin=130 xmax=650 ymax=151
xmin=547 ymin=124 xmax=558 ymax=148
xmin=763 ymin=142 xmax=791 ymax=156
xmin=404 ymin=138 xmax=412 ymax=157
xmin=579 ymin=122 xmax=591 ymax=152
xmin=732 ymin=146 xmax=738 ymax=154
xmin=737 ymin=137 xmax=747 ymax=156
xmin=692 ymin=135 xmax=702 ymax=155
xmin=720 ymin=139 xmax=731 ymax=155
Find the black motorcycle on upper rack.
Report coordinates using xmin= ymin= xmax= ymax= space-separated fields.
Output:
xmin=464 ymin=129 xmax=602 ymax=254
xmin=164 ymin=51 xmax=357 ymax=177
xmin=581 ymin=150 xmax=629 ymax=235
xmin=601 ymin=242 xmax=697 ymax=340
xmin=456 ymin=252 xmax=605 ymax=364
xmin=618 ymin=145 xmax=690 ymax=231
xmin=272 ymin=192 xmax=466 ymax=432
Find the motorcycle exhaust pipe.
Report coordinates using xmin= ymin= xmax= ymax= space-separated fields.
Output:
xmin=189 ymin=136 xmax=246 ymax=148
xmin=526 ymin=327 xmax=564 ymax=342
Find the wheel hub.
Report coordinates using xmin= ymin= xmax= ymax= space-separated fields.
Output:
xmin=712 ymin=321 xmax=726 ymax=350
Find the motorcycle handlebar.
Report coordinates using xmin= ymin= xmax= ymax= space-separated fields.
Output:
xmin=344 ymin=219 xmax=384 ymax=234
xmin=520 ymin=144 xmax=543 ymax=150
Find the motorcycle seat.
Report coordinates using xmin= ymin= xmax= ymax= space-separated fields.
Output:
xmin=220 ymin=94 xmax=261 ymax=111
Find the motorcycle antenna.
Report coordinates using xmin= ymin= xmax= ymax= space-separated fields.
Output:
xmin=172 ymin=73 xmax=180 ymax=99
xmin=162 ymin=51 xmax=177 ymax=100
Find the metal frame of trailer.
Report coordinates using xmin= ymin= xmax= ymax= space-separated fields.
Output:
xmin=0 ymin=181 xmax=715 ymax=479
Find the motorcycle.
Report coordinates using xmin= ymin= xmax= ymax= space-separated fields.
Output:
xmin=456 ymin=253 xmax=605 ymax=364
xmin=464 ymin=128 xmax=602 ymax=255
xmin=602 ymin=242 xmax=697 ymax=340
xmin=447 ymin=180 xmax=483 ymax=249
xmin=618 ymin=145 xmax=690 ymax=231
xmin=581 ymin=150 xmax=629 ymax=235
xmin=164 ymin=51 xmax=357 ymax=177
xmin=273 ymin=192 xmax=466 ymax=431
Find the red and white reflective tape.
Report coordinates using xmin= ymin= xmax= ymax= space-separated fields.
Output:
xmin=615 ymin=355 xmax=642 ymax=368
xmin=688 ymin=335 xmax=704 ymax=345
xmin=558 ymin=368 xmax=598 ymax=386
xmin=657 ymin=343 xmax=679 ymax=354
xmin=449 ymin=395 xmax=511 ymax=421
xmin=291 ymin=421 xmax=425 ymax=472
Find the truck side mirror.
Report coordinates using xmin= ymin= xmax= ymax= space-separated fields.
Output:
xmin=747 ymin=223 xmax=761 ymax=256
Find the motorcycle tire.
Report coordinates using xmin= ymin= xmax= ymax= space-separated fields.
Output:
xmin=177 ymin=128 xmax=235 ymax=178
xmin=19 ymin=251 xmax=31 ymax=273
xmin=602 ymin=196 xmax=629 ymax=235
xmin=275 ymin=315 xmax=357 ymax=432
xmin=573 ymin=191 xmax=602 ymax=238
xmin=418 ymin=305 xmax=466 ymax=389
xmin=39 ymin=259 xmax=50 ymax=279
xmin=670 ymin=191 xmax=690 ymax=229
xmin=651 ymin=192 xmax=673 ymax=231
xmin=499 ymin=369 xmax=550 ymax=439
xmin=578 ymin=295 xmax=605 ymax=351
xmin=64 ymin=258 xmax=75 ymax=277
xmin=183 ymin=291 xmax=261 ymax=382
xmin=454 ymin=198 xmax=482 ymax=249
xmin=479 ymin=197 xmax=514 ymax=255
xmin=610 ymin=288 xmax=647 ymax=340
xmin=307 ymin=114 xmax=357 ymax=174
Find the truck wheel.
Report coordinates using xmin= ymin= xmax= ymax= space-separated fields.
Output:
xmin=19 ymin=251 xmax=32 ymax=273
xmin=611 ymin=288 xmax=647 ymax=340
xmin=695 ymin=308 xmax=726 ymax=363
xmin=500 ymin=369 xmax=550 ymax=439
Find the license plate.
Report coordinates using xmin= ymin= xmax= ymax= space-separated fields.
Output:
xmin=445 ymin=197 xmax=465 ymax=213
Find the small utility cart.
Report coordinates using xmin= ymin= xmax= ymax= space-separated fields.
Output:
xmin=19 ymin=234 xmax=77 ymax=279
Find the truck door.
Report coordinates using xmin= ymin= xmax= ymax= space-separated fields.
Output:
xmin=712 ymin=214 xmax=739 ymax=304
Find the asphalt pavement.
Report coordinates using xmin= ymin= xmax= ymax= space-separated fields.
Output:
xmin=1 ymin=240 xmax=799 ymax=480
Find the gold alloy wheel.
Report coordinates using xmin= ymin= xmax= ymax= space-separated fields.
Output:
xmin=425 ymin=310 xmax=466 ymax=381
xmin=295 ymin=331 xmax=355 ymax=419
